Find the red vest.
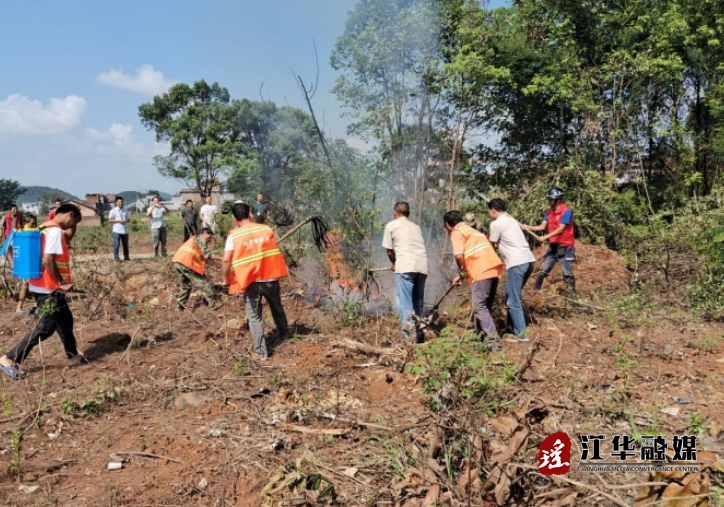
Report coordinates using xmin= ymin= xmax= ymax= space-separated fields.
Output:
xmin=546 ymin=203 xmax=575 ymax=246
xmin=30 ymin=222 xmax=71 ymax=291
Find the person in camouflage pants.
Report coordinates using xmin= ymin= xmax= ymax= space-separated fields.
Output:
xmin=171 ymin=227 xmax=223 ymax=310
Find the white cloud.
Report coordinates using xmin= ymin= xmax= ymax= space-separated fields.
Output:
xmin=86 ymin=123 xmax=134 ymax=146
xmin=0 ymin=94 xmax=87 ymax=134
xmin=96 ymin=64 xmax=174 ymax=95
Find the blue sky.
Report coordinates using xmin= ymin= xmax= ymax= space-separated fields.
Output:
xmin=0 ymin=0 xmax=506 ymax=197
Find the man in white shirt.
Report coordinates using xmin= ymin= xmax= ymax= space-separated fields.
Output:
xmin=488 ymin=198 xmax=536 ymax=342
xmin=109 ymin=196 xmax=130 ymax=262
xmin=381 ymin=201 xmax=428 ymax=342
xmin=199 ymin=196 xmax=218 ymax=233
xmin=146 ymin=196 xmax=169 ymax=257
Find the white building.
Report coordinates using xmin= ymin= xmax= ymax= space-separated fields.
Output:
xmin=21 ymin=202 xmax=41 ymax=214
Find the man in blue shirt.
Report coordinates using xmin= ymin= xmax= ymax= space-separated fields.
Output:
xmin=109 ymin=197 xmax=131 ymax=262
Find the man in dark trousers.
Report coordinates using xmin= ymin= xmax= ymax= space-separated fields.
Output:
xmin=0 ymin=203 xmax=89 ymax=379
xmin=223 ymin=202 xmax=290 ymax=360
xmin=109 ymin=196 xmax=131 ymax=262
xmin=180 ymin=199 xmax=199 ymax=242
xmin=253 ymin=192 xmax=271 ymax=224
xmin=521 ymin=187 xmax=576 ymax=292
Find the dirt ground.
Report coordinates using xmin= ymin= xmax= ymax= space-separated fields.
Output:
xmin=0 ymin=241 xmax=723 ymax=506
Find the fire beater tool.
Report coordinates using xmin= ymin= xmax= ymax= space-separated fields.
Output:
xmin=277 ymin=216 xmax=331 ymax=251
xmin=413 ymin=280 xmax=458 ymax=330
xmin=361 ymin=266 xmax=392 ymax=282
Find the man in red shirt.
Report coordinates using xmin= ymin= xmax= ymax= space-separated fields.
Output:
xmin=2 ymin=204 xmax=22 ymax=239
xmin=521 ymin=187 xmax=576 ymax=292
xmin=47 ymin=199 xmax=63 ymax=221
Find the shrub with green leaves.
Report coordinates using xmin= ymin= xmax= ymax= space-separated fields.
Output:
xmin=406 ymin=330 xmax=518 ymax=413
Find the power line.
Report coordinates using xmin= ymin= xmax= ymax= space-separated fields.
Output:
xmin=0 ymin=155 xmax=157 ymax=159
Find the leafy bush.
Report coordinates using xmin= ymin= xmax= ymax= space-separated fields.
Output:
xmin=406 ymin=331 xmax=517 ymax=413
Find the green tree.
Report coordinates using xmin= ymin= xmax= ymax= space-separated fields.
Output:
xmin=226 ymin=100 xmax=371 ymax=220
xmin=0 ymin=179 xmax=24 ymax=210
xmin=139 ymin=80 xmax=249 ymax=199
xmin=38 ymin=189 xmax=67 ymax=205
xmin=38 ymin=189 xmax=67 ymax=216
xmin=331 ymin=0 xmax=444 ymax=218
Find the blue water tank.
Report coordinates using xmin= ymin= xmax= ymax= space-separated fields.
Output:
xmin=12 ymin=231 xmax=42 ymax=279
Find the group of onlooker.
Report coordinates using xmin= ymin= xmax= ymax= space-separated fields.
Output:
xmin=106 ymin=192 xmax=272 ymax=262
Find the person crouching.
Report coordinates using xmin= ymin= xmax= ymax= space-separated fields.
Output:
xmin=172 ymin=227 xmax=223 ymax=310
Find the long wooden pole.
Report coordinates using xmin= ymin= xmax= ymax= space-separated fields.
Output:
xmin=277 ymin=217 xmax=312 ymax=244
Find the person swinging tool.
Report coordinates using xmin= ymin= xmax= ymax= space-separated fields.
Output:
xmin=172 ymin=227 xmax=223 ymax=310
xmin=443 ymin=210 xmax=504 ymax=352
xmin=222 ymin=202 xmax=290 ymax=360
xmin=521 ymin=187 xmax=576 ymax=293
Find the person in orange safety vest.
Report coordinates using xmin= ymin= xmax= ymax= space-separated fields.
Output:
xmin=222 ymin=202 xmax=290 ymax=360
xmin=171 ymin=227 xmax=223 ymax=310
xmin=0 ymin=204 xmax=88 ymax=380
xmin=444 ymin=210 xmax=504 ymax=352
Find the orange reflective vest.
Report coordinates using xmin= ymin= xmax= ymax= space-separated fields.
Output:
xmin=228 ymin=223 xmax=288 ymax=294
xmin=454 ymin=223 xmax=503 ymax=283
xmin=172 ymin=237 xmax=207 ymax=275
xmin=30 ymin=221 xmax=71 ymax=291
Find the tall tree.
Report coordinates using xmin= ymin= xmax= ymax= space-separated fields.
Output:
xmin=139 ymin=80 xmax=249 ymax=199
xmin=0 ymin=179 xmax=24 ymax=210
xmin=226 ymin=100 xmax=371 ymax=219
xmin=331 ymin=0 xmax=443 ymax=216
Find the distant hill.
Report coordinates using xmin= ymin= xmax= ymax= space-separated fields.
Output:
xmin=16 ymin=186 xmax=78 ymax=204
xmin=117 ymin=190 xmax=172 ymax=202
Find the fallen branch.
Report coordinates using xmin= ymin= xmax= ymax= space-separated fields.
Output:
xmin=563 ymin=297 xmax=605 ymax=311
xmin=117 ymin=328 xmax=142 ymax=365
xmin=0 ymin=411 xmax=33 ymax=425
xmin=514 ymin=338 xmax=542 ymax=381
xmin=506 ymin=463 xmax=629 ymax=507
xmin=112 ymin=451 xmax=182 ymax=463
xmin=320 ymin=412 xmax=392 ymax=431
xmin=634 ymin=493 xmax=710 ymax=507
xmin=279 ymin=423 xmax=351 ymax=436
xmin=335 ymin=338 xmax=400 ymax=356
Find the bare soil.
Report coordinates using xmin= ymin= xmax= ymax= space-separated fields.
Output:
xmin=0 ymin=241 xmax=723 ymax=506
